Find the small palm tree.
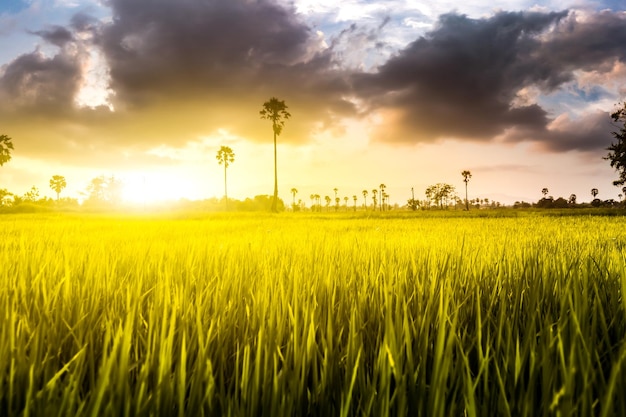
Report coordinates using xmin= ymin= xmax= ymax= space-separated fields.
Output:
xmin=291 ymin=188 xmax=298 ymax=210
xmin=49 ymin=175 xmax=67 ymax=201
xmin=260 ymin=97 xmax=290 ymax=212
xmin=216 ymin=146 xmax=235 ymax=210
xmin=362 ymin=190 xmax=368 ymax=210
xmin=461 ymin=170 xmax=472 ymax=210
xmin=591 ymin=188 xmax=599 ymax=199
xmin=372 ymin=189 xmax=378 ymax=210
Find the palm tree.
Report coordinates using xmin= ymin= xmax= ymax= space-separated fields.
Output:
xmin=372 ymin=189 xmax=378 ymax=210
xmin=542 ymin=188 xmax=549 ymax=198
xmin=335 ymin=197 xmax=340 ymax=211
xmin=362 ymin=190 xmax=368 ymax=210
xmin=324 ymin=195 xmax=331 ymax=211
xmin=0 ymin=134 xmax=14 ymax=167
xmin=216 ymin=146 xmax=235 ymax=210
xmin=461 ymin=170 xmax=472 ymax=210
xmin=290 ymin=188 xmax=298 ymax=210
xmin=315 ymin=194 xmax=321 ymax=211
xmin=49 ymin=175 xmax=67 ymax=201
xmin=591 ymin=188 xmax=599 ymax=199
xmin=379 ymin=184 xmax=386 ymax=211
xmin=353 ymin=195 xmax=357 ymax=211
xmin=260 ymin=97 xmax=290 ymax=212
xmin=310 ymin=194 xmax=315 ymax=211
xmin=344 ymin=196 xmax=348 ymax=210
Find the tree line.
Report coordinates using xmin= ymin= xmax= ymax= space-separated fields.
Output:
xmin=2 ymin=101 xmax=626 ymax=212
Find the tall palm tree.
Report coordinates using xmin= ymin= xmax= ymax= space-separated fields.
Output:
xmin=591 ymin=188 xmax=599 ymax=199
xmin=379 ymin=184 xmax=386 ymax=211
xmin=49 ymin=175 xmax=67 ymax=201
xmin=216 ymin=146 xmax=235 ymax=210
xmin=362 ymin=190 xmax=368 ymax=210
xmin=0 ymin=134 xmax=14 ymax=167
xmin=290 ymin=188 xmax=298 ymax=210
xmin=260 ymin=97 xmax=290 ymax=212
xmin=461 ymin=170 xmax=472 ymax=210
xmin=372 ymin=189 xmax=378 ymax=210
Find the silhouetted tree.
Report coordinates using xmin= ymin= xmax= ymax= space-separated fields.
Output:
xmin=333 ymin=187 xmax=338 ymax=211
xmin=344 ymin=196 xmax=348 ymax=210
xmin=216 ymin=145 xmax=235 ymax=210
xmin=353 ymin=195 xmax=357 ymax=211
xmin=290 ymin=188 xmax=298 ymax=210
xmin=49 ymin=175 xmax=67 ymax=201
xmin=260 ymin=97 xmax=290 ymax=212
xmin=23 ymin=186 xmax=39 ymax=202
xmin=542 ymin=188 xmax=549 ymax=198
xmin=309 ymin=194 xmax=315 ymax=210
xmin=362 ymin=189 xmax=368 ymax=210
xmin=379 ymin=184 xmax=386 ymax=211
xmin=461 ymin=170 xmax=472 ymax=210
xmin=425 ymin=183 xmax=456 ymax=209
xmin=591 ymin=188 xmax=599 ymax=199
xmin=324 ymin=195 xmax=331 ymax=211
xmin=0 ymin=134 xmax=13 ymax=167
xmin=315 ymin=194 xmax=321 ymax=211
xmin=372 ymin=189 xmax=378 ymax=210
xmin=605 ymin=102 xmax=626 ymax=186
xmin=568 ymin=194 xmax=577 ymax=205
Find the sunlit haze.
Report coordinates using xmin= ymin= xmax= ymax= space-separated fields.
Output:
xmin=1 ymin=0 xmax=625 ymax=206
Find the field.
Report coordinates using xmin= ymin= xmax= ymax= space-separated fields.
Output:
xmin=1 ymin=211 xmax=626 ymax=416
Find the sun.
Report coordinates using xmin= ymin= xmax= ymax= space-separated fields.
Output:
xmin=120 ymin=172 xmax=206 ymax=205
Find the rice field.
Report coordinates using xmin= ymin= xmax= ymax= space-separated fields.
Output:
xmin=1 ymin=211 xmax=626 ymax=416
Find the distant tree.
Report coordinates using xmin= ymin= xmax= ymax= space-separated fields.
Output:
xmin=260 ymin=97 xmax=290 ymax=212
xmin=372 ymin=189 xmax=378 ymax=210
xmin=353 ymin=195 xmax=357 ymax=211
xmin=542 ymin=188 xmax=549 ymax=198
xmin=379 ymin=184 xmax=386 ymax=211
xmin=605 ymin=102 xmax=626 ymax=186
xmin=23 ymin=186 xmax=39 ymax=202
xmin=344 ymin=196 xmax=348 ymax=210
xmin=568 ymin=194 xmax=577 ymax=205
xmin=425 ymin=183 xmax=456 ymax=209
xmin=335 ymin=197 xmax=340 ymax=211
xmin=309 ymin=194 xmax=315 ymax=210
xmin=315 ymin=194 xmax=321 ymax=211
xmin=49 ymin=175 xmax=67 ymax=201
xmin=290 ymin=187 xmax=298 ymax=210
xmin=591 ymin=188 xmax=599 ymax=199
xmin=324 ymin=195 xmax=331 ymax=211
xmin=461 ymin=170 xmax=472 ymax=210
xmin=0 ymin=134 xmax=14 ymax=167
xmin=362 ymin=190 xmax=368 ymax=210
xmin=0 ymin=189 xmax=12 ymax=206
xmin=216 ymin=145 xmax=235 ymax=210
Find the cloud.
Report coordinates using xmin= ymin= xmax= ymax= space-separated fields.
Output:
xmin=356 ymin=9 xmax=626 ymax=151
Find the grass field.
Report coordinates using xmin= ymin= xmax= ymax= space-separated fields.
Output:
xmin=1 ymin=211 xmax=626 ymax=416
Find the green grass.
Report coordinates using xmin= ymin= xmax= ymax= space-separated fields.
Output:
xmin=1 ymin=212 xmax=626 ymax=416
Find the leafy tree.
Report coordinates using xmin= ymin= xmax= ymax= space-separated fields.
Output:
xmin=425 ymin=183 xmax=456 ymax=209
xmin=362 ymin=189 xmax=368 ymax=210
xmin=216 ymin=145 xmax=235 ymax=210
xmin=290 ymin=188 xmax=298 ymax=210
xmin=49 ymin=175 xmax=67 ymax=201
xmin=260 ymin=97 xmax=290 ymax=212
xmin=605 ymin=102 xmax=626 ymax=186
xmin=568 ymin=194 xmax=577 ymax=205
xmin=0 ymin=134 xmax=13 ymax=167
xmin=0 ymin=189 xmax=12 ymax=206
xmin=23 ymin=186 xmax=39 ymax=202
xmin=461 ymin=170 xmax=472 ymax=210
xmin=591 ymin=188 xmax=599 ymax=199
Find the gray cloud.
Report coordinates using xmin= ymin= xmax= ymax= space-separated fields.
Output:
xmin=356 ymin=10 xmax=626 ymax=151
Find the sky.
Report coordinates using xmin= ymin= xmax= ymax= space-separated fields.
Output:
xmin=0 ymin=0 xmax=625 ymax=206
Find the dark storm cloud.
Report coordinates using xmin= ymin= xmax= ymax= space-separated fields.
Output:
xmin=357 ymin=10 xmax=626 ymax=152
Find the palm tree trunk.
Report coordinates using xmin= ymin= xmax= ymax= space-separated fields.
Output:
xmin=271 ymin=130 xmax=278 ymax=212
xmin=224 ymin=164 xmax=228 ymax=211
